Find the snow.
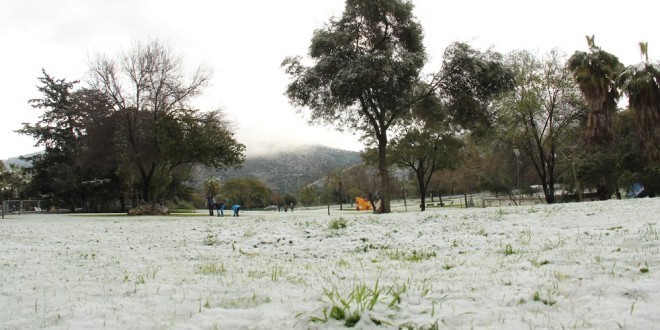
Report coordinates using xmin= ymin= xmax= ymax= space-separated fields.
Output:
xmin=1 ymin=199 xmax=659 ymax=329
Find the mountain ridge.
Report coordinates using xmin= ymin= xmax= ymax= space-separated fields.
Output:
xmin=2 ymin=145 xmax=363 ymax=193
xmin=193 ymin=144 xmax=362 ymax=192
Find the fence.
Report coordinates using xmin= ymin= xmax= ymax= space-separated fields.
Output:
xmin=481 ymin=196 xmax=545 ymax=207
xmin=2 ymin=200 xmax=47 ymax=218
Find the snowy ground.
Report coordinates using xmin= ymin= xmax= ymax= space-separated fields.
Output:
xmin=1 ymin=199 xmax=659 ymax=329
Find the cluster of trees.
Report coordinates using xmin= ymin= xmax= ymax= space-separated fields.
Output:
xmin=17 ymin=40 xmax=245 ymax=212
xmin=10 ymin=0 xmax=658 ymax=213
xmin=284 ymin=0 xmax=659 ymax=213
xmin=0 ymin=161 xmax=31 ymax=201
xmin=202 ymin=177 xmax=298 ymax=210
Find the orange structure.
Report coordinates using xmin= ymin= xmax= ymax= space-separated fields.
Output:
xmin=355 ymin=197 xmax=372 ymax=211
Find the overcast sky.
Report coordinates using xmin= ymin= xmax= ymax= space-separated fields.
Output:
xmin=1 ymin=0 xmax=657 ymax=160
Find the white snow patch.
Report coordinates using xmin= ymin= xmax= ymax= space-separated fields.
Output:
xmin=1 ymin=199 xmax=659 ymax=328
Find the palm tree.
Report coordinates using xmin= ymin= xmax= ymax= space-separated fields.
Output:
xmin=567 ymin=35 xmax=623 ymax=148
xmin=202 ymin=177 xmax=221 ymax=197
xmin=617 ymin=42 xmax=660 ymax=164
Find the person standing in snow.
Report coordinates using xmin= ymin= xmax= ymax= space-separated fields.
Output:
xmin=206 ymin=195 xmax=216 ymax=216
xmin=216 ymin=202 xmax=225 ymax=217
xmin=232 ymin=204 xmax=241 ymax=217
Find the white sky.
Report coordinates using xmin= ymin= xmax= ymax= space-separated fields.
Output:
xmin=1 ymin=0 xmax=657 ymax=159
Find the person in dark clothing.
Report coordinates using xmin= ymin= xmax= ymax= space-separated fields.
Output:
xmin=206 ymin=195 xmax=216 ymax=216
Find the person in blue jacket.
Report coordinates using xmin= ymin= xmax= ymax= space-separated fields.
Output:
xmin=232 ymin=204 xmax=241 ymax=217
xmin=216 ymin=202 xmax=225 ymax=217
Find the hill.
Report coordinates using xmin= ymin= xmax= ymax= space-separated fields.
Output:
xmin=2 ymin=146 xmax=363 ymax=193
xmin=192 ymin=145 xmax=362 ymax=192
xmin=2 ymin=153 xmax=39 ymax=168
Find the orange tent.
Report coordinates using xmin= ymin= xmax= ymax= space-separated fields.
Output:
xmin=355 ymin=197 xmax=372 ymax=211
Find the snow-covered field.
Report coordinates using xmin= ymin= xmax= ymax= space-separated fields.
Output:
xmin=1 ymin=199 xmax=659 ymax=329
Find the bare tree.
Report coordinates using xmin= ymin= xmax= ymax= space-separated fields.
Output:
xmin=90 ymin=39 xmax=214 ymax=202
xmin=496 ymin=50 xmax=585 ymax=203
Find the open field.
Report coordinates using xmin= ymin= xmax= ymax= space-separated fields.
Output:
xmin=1 ymin=199 xmax=659 ymax=329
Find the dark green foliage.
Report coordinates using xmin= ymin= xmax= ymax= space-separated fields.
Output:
xmin=222 ymin=178 xmax=272 ymax=209
xmin=18 ymin=71 xmax=117 ymax=211
xmin=437 ymin=42 xmax=515 ymax=134
xmin=617 ymin=42 xmax=660 ymax=164
xmin=0 ymin=162 xmax=31 ymax=201
xmin=283 ymin=193 xmax=297 ymax=207
xmin=299 ymin=184 xmax=317 ymax=207
xmin=567 ymin=35 xmax=623 ymax=147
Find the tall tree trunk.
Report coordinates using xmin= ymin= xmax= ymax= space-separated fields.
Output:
xmin=377 ymin=134 xmax=391 ymax=213
xmin=416 ymin=169 xmax=427 ymax=212
xmin=546 ymin=156 xmax=556 ymax=204
xmin=119 ymin=192 xmax=126 ymax=212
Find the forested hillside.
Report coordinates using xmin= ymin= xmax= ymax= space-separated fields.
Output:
xmin=192 ymin=145 xmax=362 ymax=192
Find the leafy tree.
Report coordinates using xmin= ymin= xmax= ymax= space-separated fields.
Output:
xmin=203 ymin=177 xmax=221 ymax=196
xmin=385 ymin=42 xmax=512 ymax=210
xmin=283 ymin=193 xmax=297 ymax=208
xmin=73 ymin=89 xmax=127 ymax=211
xmin=90 ymin=39 xmax=245 ymax=202
xmin=567 ymin=36 xmax=624 ymax=199
xmin=0 ymin=162 xmax=8 ymax=200
xmin=0 ymin=162 xmax=31 ymax=200
xmin=617 ymin=42 xmax=660 ymax=164
xmin=454 ymin=136 xmax=484 ymax=207
xmin=222 ymin=178 xmax=271 ymax=209
xmin=567 ymin=35 xmax=623 ymax=148
xmin=495 ymin=50 xmax=586 ymax=203
xmin=436 ymin=42 xmax=516 ymax=135
xmin=342 ymin=164 xmax=381 ymax=211
xmin=299 ymin=184 xmax=317 ymax=207
xmin=18 ymin=71 xmax=110 ymax=210
xmin=388 ymin=120 xmax=462 ymax=211
xmin=322 ymin=168 xmax=348 ymax=210
xmin=282 ymin=0 xmax=426 ymax=213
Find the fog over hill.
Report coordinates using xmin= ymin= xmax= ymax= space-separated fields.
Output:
xmin=193 ymin=145 xmax=362 ymax=192
xmin=2 ymin=146 xmax=363 ymax=193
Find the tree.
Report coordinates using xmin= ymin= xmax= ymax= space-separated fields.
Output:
xmin=0 ymin=162 xmax=31 ymax=200
xmin=203 ymin=177 xmax=221 ymax=196
xmin=222 ymin=178 xmax=271 ymax=209
xmin=567 ymin=35 xmax=623 ymax=148
xmin=495 ymin=50 xmax=586 ymax=203
xmin=617 ymin=42 xmax=660 ymax=164
xmin=323 ymin=168 xmax=348 ymax=210
xmin=90 ymin=39 xmax=245 ymax=202
xmin=388 ymin=118 xmax=462 ymax=211
xmin=342 ymin=164 xmax=381 ymax=211
xmin=18 ymin=71 xmax=108 ymax=210
xmin=436 ymin=42 xmax=516 ymax=135
xmin=283 ymin=193 xmax=297 ymax=209
xmin=567 ymin=36 xmax=623 ymax=200
xmin=385 ymin=42 xmax=512 ymax=210
xmin=299 ymin=184 xmax=317 ymax=207
xmin=282 ymin=0 xmax=426 ymax=213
